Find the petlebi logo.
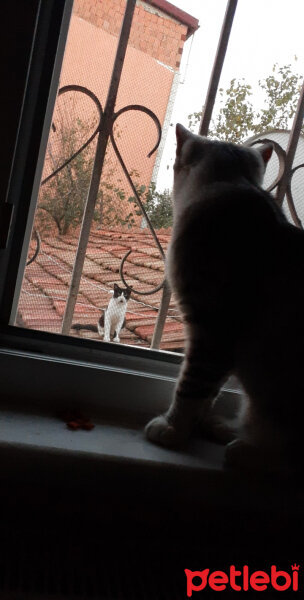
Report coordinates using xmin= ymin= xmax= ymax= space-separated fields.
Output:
xmin=185 ymin=564 xmax=300 ymax=595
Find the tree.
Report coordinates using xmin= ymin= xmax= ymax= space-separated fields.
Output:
xmin=36 ymin=110 xmax=173 ymax=235
xmin=38 ymin=118 xmax=96 ymax=235
xmin=188 ymin=62 xmax=303 ymax=143
xmin=144 ymin=183 xmax=173 ymax=229
xmin=37 ymin=118 xmax=139 ymax=235
xmin=126 ymin=182 xmax=173 ymax=229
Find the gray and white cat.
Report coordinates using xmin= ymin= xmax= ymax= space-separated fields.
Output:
xmin=72 ymin=283 xmax=131 ymax=343
xmin=145 ymin=123 xmax=304 ymax=471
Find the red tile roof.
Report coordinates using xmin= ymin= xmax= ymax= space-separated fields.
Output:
xmin=18 ymin=227 xmax=185 ymax=351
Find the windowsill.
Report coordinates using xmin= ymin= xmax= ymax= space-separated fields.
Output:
xmin=0 ymin=407 xmax=237 ymax=513
xmin=0 ymin=408 xmax=225 ymax=472
xmin=0 ymin=344 xmax=301 ymax=514
xmin=1 ymin=408 xmax=302 ymax=516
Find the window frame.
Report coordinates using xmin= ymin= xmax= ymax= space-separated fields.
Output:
xmin=0 ymin=0 xmax=186 ymax=422
xmin=0 ymin=0 xmax=241 ymax=435
xmin=0 ymin=0 xmax=73 ymax=324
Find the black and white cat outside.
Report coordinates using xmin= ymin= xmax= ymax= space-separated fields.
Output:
xmin=72 ymin=283 xmax=132 ymax=343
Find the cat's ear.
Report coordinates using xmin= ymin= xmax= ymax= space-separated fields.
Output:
xmin=258 ymin=143 xmax=273 ymax=166
xmin=176 ymin=123 xmax=191 ymax=155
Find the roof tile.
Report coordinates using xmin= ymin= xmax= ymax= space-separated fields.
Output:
xmin=18 ymin=227 xmax=185 ymax=352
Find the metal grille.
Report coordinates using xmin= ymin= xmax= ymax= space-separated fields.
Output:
xmin=12 ymin=0 xmax=304 ymax=352
xmin=14 ymin=0 xmax=196 ymax=352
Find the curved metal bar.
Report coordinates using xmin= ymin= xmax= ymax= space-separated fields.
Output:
xmin=285 ymin=181 xmax=303 ymax=229
xmin=276 ymin=80 xmax=304 ymax=206
xmin=291 ymin=162 xmax=304 ymax=176
xmin=113 ymin=104 xmax=162 ymax=158
xmin=119 ymin=249 xmax=164 ymax=296
xmin=41 ymin=85 xmax=103 ymax=186
xmin=110 ymin=104 xmax=166 ymax=295
xmin=285 ymin=162 xmax=304 ymax=228
xmin=249 ymin=138 xmax=304 ymax=227
xmin=26 ymin=229 xmax=41 ymax=266
xmin=248 ymin=138 xmax=286 ymax=193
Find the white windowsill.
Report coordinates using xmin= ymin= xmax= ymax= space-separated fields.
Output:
xmin=0 ymin=409 xmax=225 ymax=472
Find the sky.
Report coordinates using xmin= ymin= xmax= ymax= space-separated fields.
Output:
xmin=156 ymin=0 xmax=304 ymax=189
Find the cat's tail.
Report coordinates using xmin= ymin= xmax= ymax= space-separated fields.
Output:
xmin=71 ymin=323 xmax=98 ymax=332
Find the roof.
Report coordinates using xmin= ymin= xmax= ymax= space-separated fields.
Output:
xmin=18 ymin=227 xmax=185 ymax=352
xmin=146 ymin=0 xmax=199 ymax=38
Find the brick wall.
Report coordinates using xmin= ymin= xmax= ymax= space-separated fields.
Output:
xmin=73 ymin=0 xmax=188 ymax=69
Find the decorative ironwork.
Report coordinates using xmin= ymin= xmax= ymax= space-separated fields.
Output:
xmin=247 ymin=137 xmax=286 ymax=193
xmin=110 ymin=105 xmax=165 ymax=296
xmin=37 ymin=0 xmax=167 ymax=345
xmin=41 ymin=85 xmax=103 ymax=187
xmin=288 ymin=163 xmax=304 ymax=228
xmin=39 ymin=86 xmax=165 ymax=323
xmin=276 ymin=82 xmax=304 ymax=210
xmin=29 ymin=0 xmax=304 ymax=351
xmin=151 ymin=0 xmax=239 ymax=349
xmin=26 ymin=229 xmax=41 ymax=266
xmin=247 ymin=115 xmax=304 ymax=231
xmin=39 ymin=87 xmax=165 ymax=332
xmin=58 ymin=0 xmax=137 ymax=336
xmin=42 ymin=91 xmax=165 ymax=287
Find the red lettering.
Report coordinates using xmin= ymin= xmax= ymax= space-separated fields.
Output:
xmin=184 ymin=569 xmax=209 ymax=597
xmin=271 ymin=566 xmax=291 ymax=591
xmin=292 ymin=568 xmax=299 ymax=591
xmin=243 ymin=565 xmax=249 ymax=591
xmin=208 ymin=571 xmax=228 ymax=591
xmin=184 ymin=564 xmax=299 ymax=593
xmin=250 ymin=571 xmax=269 ymax=591
xmin=230 ymin=565 xmax=242 ymax=591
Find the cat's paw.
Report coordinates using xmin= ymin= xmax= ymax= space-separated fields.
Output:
xmin=103 ymin=335 xmax=110 ymax=343
xmin=145 ymin=415 xmax=187 ymax=448
xmin=113 ymin=336 xmax=120 ymax=343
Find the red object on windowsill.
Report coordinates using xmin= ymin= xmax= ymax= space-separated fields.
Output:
xmin=59 ymin=410 xmax=95 ymax=431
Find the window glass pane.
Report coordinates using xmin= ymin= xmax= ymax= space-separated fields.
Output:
xmin=13 ymin=0 xmax=304 ymax=354
xmin=14 ymin=0 xmax=199 ymax=352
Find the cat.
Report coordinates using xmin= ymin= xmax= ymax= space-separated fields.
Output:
xmin=145 ymin=122 xmax=304 ymax=471
xmin=72 ymin=283 xmax=131 ymax=343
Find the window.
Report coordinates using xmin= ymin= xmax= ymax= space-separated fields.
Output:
xmin=0 ymin=0 xmax=184 ymax=421
xmin=2 ymin=0 xmax=304 ymax=429
xmin=8 ymin=0 xmax=200 ymax=355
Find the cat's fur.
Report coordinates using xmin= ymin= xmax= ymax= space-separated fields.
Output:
xmin=145 ymin=123 xmax=304 ymax=470
xmin=72 ymin=283 xmax=131 ymax=343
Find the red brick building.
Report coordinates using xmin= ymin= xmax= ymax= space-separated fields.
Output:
xmin=73 ymin=0 xmax=198 ymax=69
